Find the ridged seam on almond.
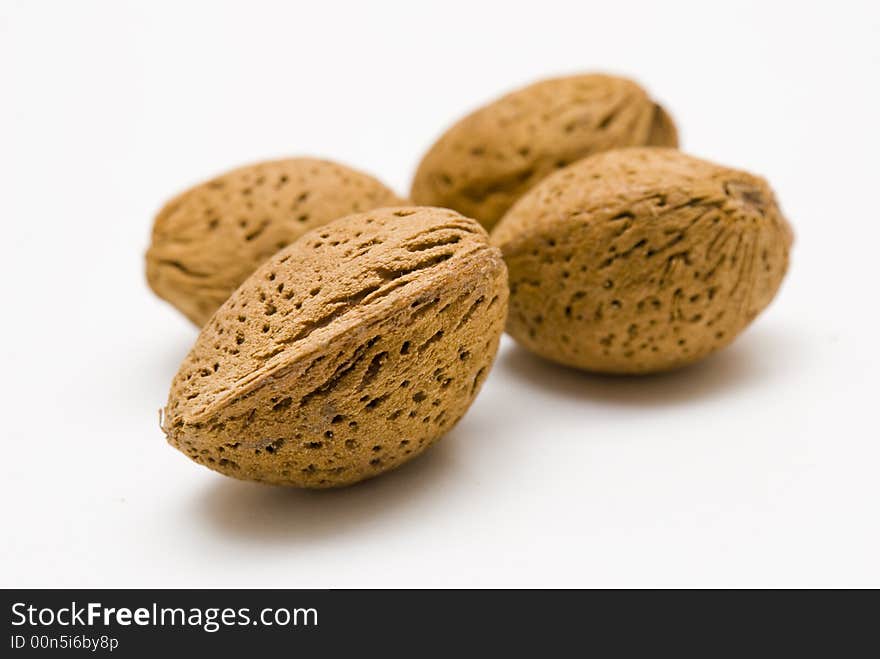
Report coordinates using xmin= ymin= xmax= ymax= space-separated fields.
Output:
xmin=146 ymin=158 xmax=405 ymax=326
xmin=491 ymin=148 xmax=793 ymax=374
xmin=163 ymin=206 xmax=508 ymax=488
xmin=411 ymin=73 xmax=679 ymax=231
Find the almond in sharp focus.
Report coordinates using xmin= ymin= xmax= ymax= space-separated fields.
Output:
xmin=163 ymin=206 xmax=508 ymax=487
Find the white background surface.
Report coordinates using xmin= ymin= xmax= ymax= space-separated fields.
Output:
xmin=2 ymin=0 xmax=878 ymax=588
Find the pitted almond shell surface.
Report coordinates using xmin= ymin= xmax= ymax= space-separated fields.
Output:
xmin=163 ymin=206 xmax=508 ymax=487
xmin=411 ymin=74 xmax=678 ymax=230
xmin=146 ymin=158 xmax=404 ymax=326
xmin=491 ymin=148 xmax=792 ymax=374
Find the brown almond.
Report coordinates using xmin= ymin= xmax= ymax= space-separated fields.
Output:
xmin=163 ymin=206 xmax=508 ymax=487
xmin=411 ymin=74 xmax=678 ymax=230
xmin=146 ymin=158 xmax=404 ymax=325
xmin=491 ymin=148 xmax=793 ymax=374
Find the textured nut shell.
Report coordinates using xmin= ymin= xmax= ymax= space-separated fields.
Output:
xmin=492 ymin=148 xmax=792 ymax=374
xmin=163 ymin=207 xmax=508 ymax=487
xmin=411 ymin=74 xmax=678 ymax=231
xmin=146 ymin=158 xmax=404 ymax=326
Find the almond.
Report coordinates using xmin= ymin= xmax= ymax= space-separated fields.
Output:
xmin=491 ymin=148 xmax=792 ymax=374
xmin=146 ymin=158 xmax=404 ymax=325
xmin=163 ymin=206 xmax=508 ymax=487
xmin=411 ymin=74 xmax=678 ymax=230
